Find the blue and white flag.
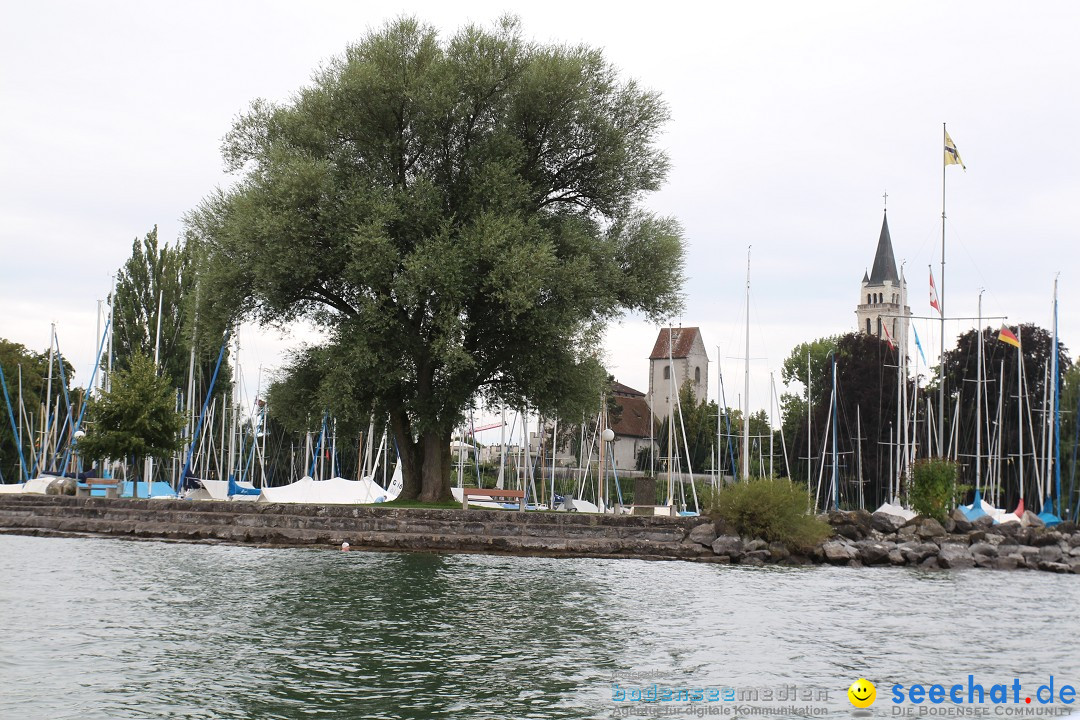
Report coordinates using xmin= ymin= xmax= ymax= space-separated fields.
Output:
xmin=913 ymin=326 xmax=928 ymax=365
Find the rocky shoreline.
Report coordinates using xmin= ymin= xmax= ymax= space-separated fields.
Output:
xmin=0 ymin=495 xmax=1078 ymax=573
xmin=694 ymin=508 xmax=1080 ymax=573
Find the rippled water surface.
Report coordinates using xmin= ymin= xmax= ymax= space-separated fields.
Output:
xmin=1 ymin=534 xmax=1078 ymax=719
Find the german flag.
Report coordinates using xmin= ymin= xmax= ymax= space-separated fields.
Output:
xmin=998 ymin=325 xmax=1021 ymax=349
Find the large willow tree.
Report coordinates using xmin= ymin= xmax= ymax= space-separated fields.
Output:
xmin=189 ymin=17 xmax=685 ymax=501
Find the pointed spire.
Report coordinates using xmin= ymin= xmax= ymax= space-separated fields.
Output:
xmin=862 ymin=269 xmax=870 ymax=284
xmin=868 ymin=211 xmax=900 ymax=284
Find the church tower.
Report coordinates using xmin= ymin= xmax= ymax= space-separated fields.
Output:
xmin=856 ymin=211 xmax=911 ymax=355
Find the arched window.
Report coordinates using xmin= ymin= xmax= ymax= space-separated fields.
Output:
xmin=695 ymin=366 xmax=701 ymax=383
xmin=867 ymin=294 xmax=871 ymax=305
xmin=893 ymin=319 xmax=898 ymax=339
xmin=663 ymin=366 xmax=670 ymax=380
xmin=866 ymin=318 xmax=871 ymax=334
xmin=876 ymin=318 xmax=882 ymax=338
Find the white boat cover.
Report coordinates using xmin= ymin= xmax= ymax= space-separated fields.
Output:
xmin=963 ymin=497 xmax=1009 ymax=522
xmin=874 ymin=501 xmax=917 ymax=521
xmin=258 ymin=463 xmax=401 ymax=505
xmin=186 ymin=479 xmax=258 ymax=501
xmin=0 ymin=483 xmax=27 ymax=494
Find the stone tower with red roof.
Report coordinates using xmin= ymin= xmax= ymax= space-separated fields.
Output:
xmin=646 ymin=327 xmax=709 ymax=421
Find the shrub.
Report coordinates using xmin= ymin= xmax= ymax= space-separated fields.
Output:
xmin=703 ymin=477 xmax=831 ymax=551
xmin=910 ymin=459 xmax=959 ymax=522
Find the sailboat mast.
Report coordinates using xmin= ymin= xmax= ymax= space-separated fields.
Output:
xmin=831 ymin=354 xmax=839 ymax=510
xmin=667 ymin=328 xmax=675 ymax=501
xmin=807 ymin=349 xmax=811 ymax=490
xmin=742 ymin=247 xmax=751 ymax=480
xmin=1052 ymin=275 xmax=1061 ymax=516
xmin=716 ymin=345 xmax=722 ymax=484
xmin=856 ymin=405 xmax=864 ymax=510
xmin=975 ymin=291 xmax=983 ymax=496
xmin=938 ymin=123 xmax=948 ymax=458
xmin=1017 ymin=327 xmax=1025 ymax=512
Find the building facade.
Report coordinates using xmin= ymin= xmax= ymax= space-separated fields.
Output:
xmin=646 ymin=327 xmax=709 ymax=422
xmin=856 ymin=212 xmax=911 ymax=356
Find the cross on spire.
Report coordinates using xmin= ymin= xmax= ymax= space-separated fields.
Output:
xmin=883 ymin=189 xmax=888 ymax=210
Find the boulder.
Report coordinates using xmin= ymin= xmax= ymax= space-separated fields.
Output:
xmin=745 ymin=538 xmax=768 ymax=553
xmin=688 ymin=522 xmax=718 ymax=548
xmin=871 ymin=511 xmax=907 ymax=534
xmin=1021 ymin=511 xmax=1045 ymax=528
xmin=916 ymin=518 xmax=947 ymax=539
xmin=711 ymin=535 xmax=744 ymax=560
xmin=742 ymin=549 xmax=771 ymax=565
xmin=887 ymin=548 xmax=906 ymax=565
xmin=992 ymin=556 xmax=1019 ymax=570
xmin=919 ymin=556 xmax=940 ymax=569
xmin=1037 ymin=561 xmax=1071 ymax=573
xmin=827 ymin=510 xmax=872 ymax=540
xmin=949 ymin=509 xmax=974 ymax=534
xmin=768 ymin=542 xmax=791 ymax=562
xmin=1037 ymin=545 xmax=1064 ymax=563
xmin=855 ymin=540 xmax=892 ymax=565
xmin=822 ymin=540 xmax=857 ymax=563
xmin=972 ymin=514 xmax=995 ymax=529
xmin=969 ymin=542 xmax=998 ymax=558
xmin=1028 ymin=529 xmax=1064 ymax=547
xmin=988 ymin=522 xmax=1020 ymax=538
xmin=1069 ymin=533 xmax=1080 ymax=548
xmin=896 ymin=524 xmax=918 ymax=541
xmin=899 ymin=541 xmax=939 ymax=564
xmin=937 ymin=543 xmax=975 ymax=569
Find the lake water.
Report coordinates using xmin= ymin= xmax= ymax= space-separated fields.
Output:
xmin=1 ymin=534 xmax=1078 ymax=719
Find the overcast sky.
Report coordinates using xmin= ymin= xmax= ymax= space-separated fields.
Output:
xmin=2 ymin=1 xmax=1078 ymax=430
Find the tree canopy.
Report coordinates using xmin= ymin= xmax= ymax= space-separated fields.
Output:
xmin=0 ymin=339 xmax=75 ymax=482
xmin=190 ymin=17 xmax=685 ymax=500
xmin=77 ymin=353 xmax=185 ymax=484
xmin=109 ymin=226 xmax=231 ymax=412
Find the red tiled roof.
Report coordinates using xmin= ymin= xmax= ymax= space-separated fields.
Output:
xmin=610 ymin=395 xmax=655 ymax=439
xmin=611 ymin=381 xmax=644 ymax=398
xmin=648 ymin=327 xmax=704 ymax=360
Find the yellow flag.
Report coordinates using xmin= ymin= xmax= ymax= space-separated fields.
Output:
xmin=944 ymin=130 xmax=966 ymax=170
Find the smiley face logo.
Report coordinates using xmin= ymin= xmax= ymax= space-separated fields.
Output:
xmin=848 ymin=678 xmax=876 ymax=708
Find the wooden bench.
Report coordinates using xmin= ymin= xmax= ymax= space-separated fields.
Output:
xmin=77 ymin=477 xmax=120 ymax=499
xmin=461 ymin=487 xmax=526 ymax=512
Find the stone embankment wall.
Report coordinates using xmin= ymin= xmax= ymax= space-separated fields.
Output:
xmin=0 ymin=495 xmax=706 ymax=559
xmin=1 ymin=496 xmax=1078 ymax=573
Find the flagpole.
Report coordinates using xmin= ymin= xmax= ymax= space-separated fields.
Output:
xmin=938 ymin=122 xmax=947 ymax=458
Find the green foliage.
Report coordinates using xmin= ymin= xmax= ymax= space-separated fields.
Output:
xmin=190 ymin=16 xmax=684 ymax=501
xmin=110 ymin=226 xmax=231 ymax=409
xmin=781 ymin=332 xmax=898 ymax=508
xmin=703 ymin=477 xmax=831 ymax=551
xmin=781 ymin=336 xmax=839 ymax=406
xmin=0 ymin=339 xmax=75 ymax=481
xmin=910 ymin=458 xmax=958 ymax=522
xmin=78 ymin=353 xmax=185 ymax=466
xmin=940 ymin=323 xmax=1069 ymax=505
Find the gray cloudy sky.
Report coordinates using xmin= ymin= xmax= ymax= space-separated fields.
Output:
xmin=2 ymin=1 xmax=1078 ymax=422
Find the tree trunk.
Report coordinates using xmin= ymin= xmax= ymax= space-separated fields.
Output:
xmin=389 ymin=411 xmax=453 ymax=503
xmin=419 ymin=427 xmax=452 ymax=502
xmin=390 ymin=411 xmax=421 ymax=500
